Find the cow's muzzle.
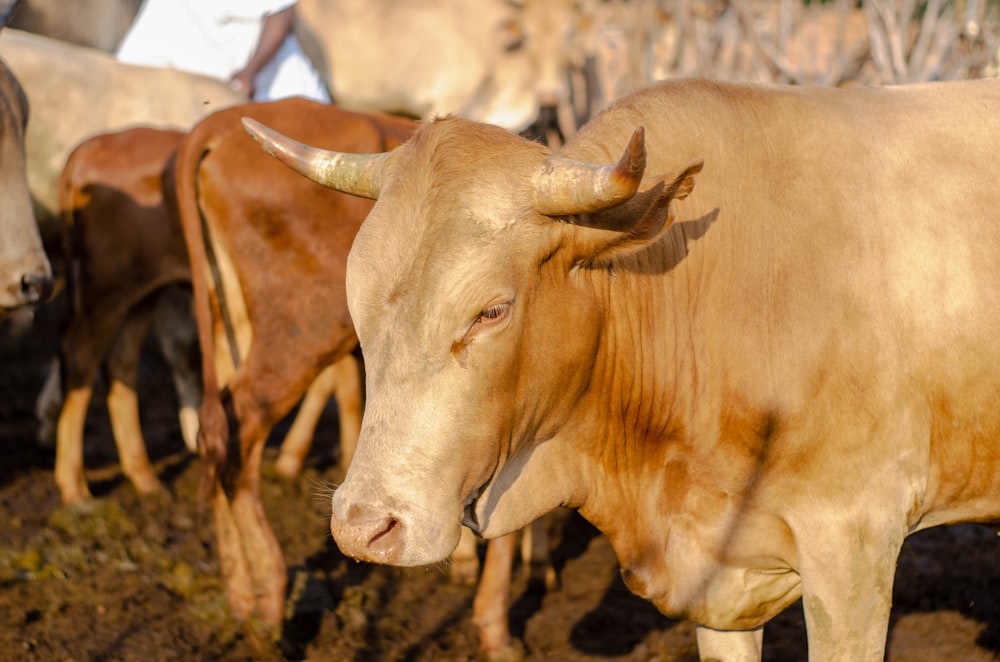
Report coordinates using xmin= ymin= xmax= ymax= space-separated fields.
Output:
xmin=329 ymin=500 xmax=405 ymax=565
xmin=20 ymin=271 xmax=53 ymax=305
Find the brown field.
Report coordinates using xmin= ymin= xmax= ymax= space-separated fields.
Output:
xmin=2 ymin=303 xmax=1000 ymax=661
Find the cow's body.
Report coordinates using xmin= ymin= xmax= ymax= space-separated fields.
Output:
xmin=0 ymin=25 xmax=51 ymax=312
xmin=47 ymin=126 xmax=199 ymax=504
xmin=9 ymin=0 xmax=141 ymax=52
xmin=184 ymin=99 xmax=531 ymax=658
xmin=168 ymin=98 xmax=415 ymax=637
xmin=246 ymin=77 xmax=1000 ymax=660
xmin=0 ymin=28 xmax=242 ymax=238
xmin=44 ymin=123 xmax=355 ymax=508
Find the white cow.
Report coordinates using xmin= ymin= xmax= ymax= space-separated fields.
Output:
xmin=0 ymin=11 xmax=50 ymax=311
xmin=295 ymin=0 xmax=582 ymax=134
xmin=9 ymin=0 xmax=141 ymax=52
xmin=0 ymin=28 xmax=243 ymax=236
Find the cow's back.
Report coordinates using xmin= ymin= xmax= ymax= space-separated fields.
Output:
xmin=60 ymin=126 xmax=188 ymax=311
xmin=187 ymin=98 xmax=409 ymax=347
xmin=170 ymin=97 xmax=417 ymax=478
xmin=574 ymin=78 xmax=1000 ymax=523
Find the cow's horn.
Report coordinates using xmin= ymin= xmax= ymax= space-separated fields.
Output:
xmin=532 ymin=127 xmax=646 ymax=216
xmin=241 ymin=118 xmax=387 ymax=199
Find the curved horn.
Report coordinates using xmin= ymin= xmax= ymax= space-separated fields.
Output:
xmin=532 ymin=126 xmax=646 ymax=216
xmin=241 ymin=117 xmax=387 ymax=200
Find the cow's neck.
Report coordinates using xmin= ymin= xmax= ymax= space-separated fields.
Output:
xmin=558 ymin=241 xmax=802 ymax=628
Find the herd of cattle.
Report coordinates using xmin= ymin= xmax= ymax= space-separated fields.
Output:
xmin=4 ymin=0 xmax=1000 ymax=661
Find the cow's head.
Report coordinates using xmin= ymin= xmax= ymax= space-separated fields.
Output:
xmin=0 ymin=58 xmax=52 ymax=313
xmin=244 ymin=116 xmax=700 ymax=566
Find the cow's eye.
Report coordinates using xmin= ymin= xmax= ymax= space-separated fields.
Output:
xmin=474 ymin=302 xmax=511 ymax=328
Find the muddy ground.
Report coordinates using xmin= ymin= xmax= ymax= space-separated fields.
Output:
xmin=2 ymin=302 xmax=1000 ymax=662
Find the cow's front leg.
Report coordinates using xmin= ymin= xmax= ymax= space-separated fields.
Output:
xmin=695 ymin=625 xmax=762 ymax=661
xmin=473 ymin=533 xmax=518 ymax=660
xmin=795 ymin=520 xmax=904 ymax=661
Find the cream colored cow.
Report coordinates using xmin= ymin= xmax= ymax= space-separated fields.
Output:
xmin=247 ymin=77 xmax=1000 ymax=660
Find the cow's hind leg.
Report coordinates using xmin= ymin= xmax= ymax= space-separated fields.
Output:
xmin=211 ymin=430 xmax=286 ymax=642
xmin=522 ymin=516 xmax=557 ymax=590
xmin=274 ymin=362 xmax=338 ymax=479
xmin=233 ymin=434 xmax=287 ymax=631
xmin=35 ymin=357 xmax=62 ymax=448
xmin=330 ymin=350 xmax=362 ymax=471
xmin=152 ymin=284 xmax=201 ymax=453
xmin=54 ymin=307 xmax=130 ymax=504
xmin=55 ymin=382 xmax=94 ymax=504
xmin=104 ymin=302 xmax=164 ymax=496
xmin=223 ymin=390 xmax=289 ymax=639
xmin=275 ymin=351 xmax=363 ymax=478
xmin=211 ymin=481 xmax=257 ymax=622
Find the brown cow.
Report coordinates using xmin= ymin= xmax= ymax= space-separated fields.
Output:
xmin=48 ymin=126 xmax=197 ymax=505
xmin=167 ymin=98 xmax=413 ymax=640
xmin=44 ymin=125 xmax=353 ymax=505
xmin=246 ymin=77 xmax=1000 ymax=660
xmin=0 ymin=4 xmax=51 ymax=312
xmin=174 ymin=98 xmax=539 ymax=659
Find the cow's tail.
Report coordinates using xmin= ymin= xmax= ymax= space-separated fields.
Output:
xmin=168 ymin=119 xmax=233 ymax=503
xmin=56 ymin=145 xmax=83 ymax=324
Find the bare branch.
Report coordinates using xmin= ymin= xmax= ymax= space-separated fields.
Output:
xmin=730 ymin=0 xmax=806 ymax=84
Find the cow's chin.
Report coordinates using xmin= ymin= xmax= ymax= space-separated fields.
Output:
xmin=459 ymin=469 xmax=530 ymax=540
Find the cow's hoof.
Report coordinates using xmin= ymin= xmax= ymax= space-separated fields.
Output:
xmin=274 ymin=453 xmax=304 ymax=480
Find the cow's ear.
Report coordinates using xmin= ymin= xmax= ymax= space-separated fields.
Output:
xmin=568 ymin=159 xmax=703 ymax=265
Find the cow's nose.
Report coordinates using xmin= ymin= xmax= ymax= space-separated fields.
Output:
xmin=20 ymin=272 xmax=53 ymax=304
xmin=330 ymin=501 xmax=404 ymax=564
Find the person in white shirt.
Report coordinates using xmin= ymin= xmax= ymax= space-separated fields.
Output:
xmin=116 ymin=0 xmax=330 ymax=102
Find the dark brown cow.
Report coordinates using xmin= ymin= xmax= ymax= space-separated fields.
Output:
xmin=49 ymin=126 xmax=197 ymax=505
xmin=167 ymin=98 xmax=414 ymax=640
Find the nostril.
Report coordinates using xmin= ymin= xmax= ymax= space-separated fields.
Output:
xmin=369 ymin=518 xmax=398 ymax=546
xmin=20 ymin=273 xmax=53 ymax=304
xmin=332 ymin=502 xmax=404 ymax=562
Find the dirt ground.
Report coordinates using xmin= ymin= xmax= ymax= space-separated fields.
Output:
xmin=3 ymin=302 xmax=1000 ymax=662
